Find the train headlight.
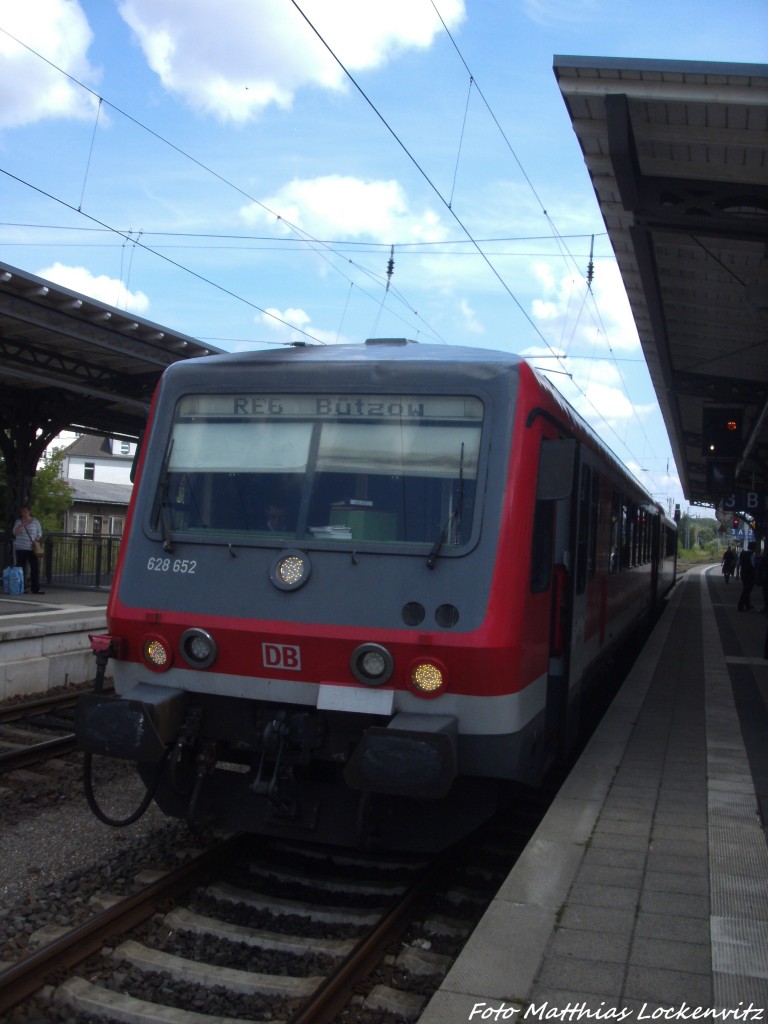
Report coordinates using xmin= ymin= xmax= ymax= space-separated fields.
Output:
xmin=270 ymin=550 xmax=311 ymax=591
xmin=142 ymin=635 xmax=172 ymax=671
xmin=350 ymin=643 xmax=394 ymax=686
xmin=410 ymin=660 xmax=446 ymax=697
xmin=180 ymin=628 xmax=217 ymax=669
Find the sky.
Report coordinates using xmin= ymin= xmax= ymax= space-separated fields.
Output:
xmin=1 ymin=0 xmax=767 ymax=518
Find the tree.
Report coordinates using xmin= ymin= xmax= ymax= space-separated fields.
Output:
xmin=30 ymin=449 xmax=73 ymax=533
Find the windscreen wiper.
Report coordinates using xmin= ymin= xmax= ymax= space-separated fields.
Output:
xmin=426 ymin=442 xmax=465 ymax=569
xmin=156 ymin=439 xmax=175 ymax=553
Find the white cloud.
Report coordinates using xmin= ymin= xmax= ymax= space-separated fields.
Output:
xmin=241 ymin=175 xmax=447 ymax=242
xmin=458 ymin=298 xmax=484 ymax=335
xmin=118 ymin=0 xmax=465 ymax=123
xmin=0 ymin=0 xmax=99 ymax=128
xmin=521 ymin=0 xmax=600 ymax=28
xmin=529 ymin=258 xmax=641 ymax=356
xmin=256 ymin=306 xmax=346 ymax=347
xmin=577 ymin=380 xmax=635 ymax=423
xmin=36 ymin=262 xmax=150 ymax=313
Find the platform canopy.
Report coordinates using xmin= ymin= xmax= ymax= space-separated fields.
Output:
xmin=0 ymin=259 xmax=222 ymax=526
xmin=555 ymin=56 xmax=768 ymax=515
xmin=0 ymin=259 xmax=220 ymax=441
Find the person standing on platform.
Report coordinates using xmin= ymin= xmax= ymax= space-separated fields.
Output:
xmin=721 ymin=545 xmax=736 ymax=583
xmin=737 ymin=541 xmax=756 ymax=612
xmin=12 ymin=504 xmax=44 ymax=595
xmin=756 ymin=547 xmax=767 ymax=614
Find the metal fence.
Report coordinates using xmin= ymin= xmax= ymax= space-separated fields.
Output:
xmin=40 ymin=532 xmax=122 ymax=589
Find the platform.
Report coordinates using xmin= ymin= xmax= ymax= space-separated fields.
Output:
xmin=418 ymin=566 xmax=768 ymax=1021
xmin=0 ymin=586 xmax=107 ymax=699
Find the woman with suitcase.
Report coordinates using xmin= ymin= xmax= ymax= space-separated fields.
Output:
xmin=12 ymin=504 xmax=44 ymax=594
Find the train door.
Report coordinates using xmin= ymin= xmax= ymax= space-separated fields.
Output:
xmin=566 ymin=454 xmax=602 ymax=738
xmin=534 ymin=438 xmax=580 ymax=761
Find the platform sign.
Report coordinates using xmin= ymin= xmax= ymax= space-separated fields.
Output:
xmin=721 ymin=491 xmax=768 ymax=515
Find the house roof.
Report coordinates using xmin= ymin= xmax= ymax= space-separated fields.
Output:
xmin=60 ymin=434 xmax=127 ymax=458
xmin=67 ymin=479 xmax=133 ymax=506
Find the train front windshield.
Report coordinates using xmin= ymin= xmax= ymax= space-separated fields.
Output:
xmin=154 ymin=392 xmax=483 ymax=548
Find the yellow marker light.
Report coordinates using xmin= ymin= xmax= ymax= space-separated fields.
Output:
xmin=411 ymin=661 xmax=445 ymax=695
xmin=143 ymin=636 xmax=171 ymax=670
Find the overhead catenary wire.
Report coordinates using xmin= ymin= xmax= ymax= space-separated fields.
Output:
xmin=0 ymin=25 xmax=446 ymax=346
xmin=449 ymin=75 xmax=474 ymax=209
xmin=288 ymin=0 xmax=663 ymax=488
xmin=288 ymin=0 xmax=563 ymax=365
xmin=0 ymin=165 xmax=321 ymax=345
xmin=426 ymin=2 xmax=669 ymax=487
xmin=2 ymin=17 xmax=666 ymax=491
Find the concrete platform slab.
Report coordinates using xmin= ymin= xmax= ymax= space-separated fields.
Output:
xmin=418 ymin=568 xmax=768 ymax=1022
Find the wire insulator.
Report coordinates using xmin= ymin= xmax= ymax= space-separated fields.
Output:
xmin=586 ymin=234 xmax=595 ymax=289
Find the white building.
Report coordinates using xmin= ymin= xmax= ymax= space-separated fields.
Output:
xmin=58 ymin=435 xmax=135 ymax=535
xmin=62 ymin=434 xmax=137 ymax=484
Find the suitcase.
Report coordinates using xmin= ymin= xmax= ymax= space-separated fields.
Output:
xmin=2 ymin=566 xmax=24 ymax=595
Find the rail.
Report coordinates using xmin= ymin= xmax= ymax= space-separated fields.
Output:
xmin=0 ymin=834 xmax=246 ymax=1016
xmin=0 ymin=690 xmax=92 ymax=773
xmin=0 ymin=734 xmax=78 ymax=773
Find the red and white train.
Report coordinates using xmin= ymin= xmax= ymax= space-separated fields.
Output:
xmin=77 ymin=340 xmax=676 ymax=850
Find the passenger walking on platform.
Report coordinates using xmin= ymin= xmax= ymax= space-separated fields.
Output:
xmin=721 ymin=545 xmax=736 ymax=583
xmin=736 ymin=542 xmax=756 ymax=612
xmin=12 ymin=505 xmax=44 ymax=595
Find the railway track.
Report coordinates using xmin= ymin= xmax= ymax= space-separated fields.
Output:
xmin=0 ymin=800 xmax=545 ymax=1024
xmin=0 ymin=687 xmax=110 ymax=774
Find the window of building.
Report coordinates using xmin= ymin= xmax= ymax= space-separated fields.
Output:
xmin=72 ymin=514 xmax=88 ymax=534
xmin=109 ymin=516 xmax=124 ymax=536
xmin=84 ymin=462 xmax=95 ymax=481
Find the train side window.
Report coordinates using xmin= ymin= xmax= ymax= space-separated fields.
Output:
xmin=530 ymin=499 xmax=554 ymax=593
xmin=575 ymin=464 xmax=591 ymax=595
xmin=576 ymin=465 xmax=601 ymax=594
xmin=589 ymin=472 xmax=599 ymax=578
xmin=666 ymin=525 xmax=677 ymax=559
xmin=620 ymin=501 xmax=632 ymax=570
xmin=631 ymin=504 xmax=639 ymax=566
xmin=640 ymin=509 xmax=649 ymax=563
xmin=609 ymin=491 xmax=621 ymax=574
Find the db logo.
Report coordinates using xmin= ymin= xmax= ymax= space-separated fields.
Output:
xmin=262 ymin=642 xmax=301 ymax=671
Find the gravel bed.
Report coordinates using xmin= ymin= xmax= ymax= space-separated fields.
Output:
xmin=0 ymin=689 xmax=492 ymax=1024
xmin=0 ymin=771 xmax=215 ymax=965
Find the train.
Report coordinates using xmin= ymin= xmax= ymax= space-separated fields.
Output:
xmin=76 ymin=339 xmax=677 ymax=850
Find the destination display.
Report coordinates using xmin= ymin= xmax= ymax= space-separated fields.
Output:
xmin=177 ymin=393 xmax=483 ymax=422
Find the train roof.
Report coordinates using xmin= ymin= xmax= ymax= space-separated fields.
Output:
xmin=172 ymin=338 xmax=523 ymax=371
